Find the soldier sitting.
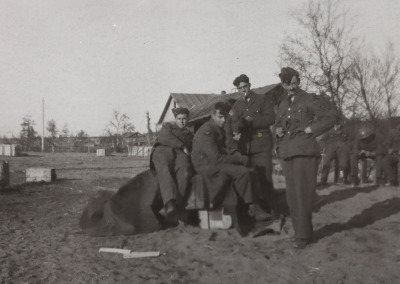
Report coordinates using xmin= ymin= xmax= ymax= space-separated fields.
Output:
xmin=191 ymin=102 xmax=268 ymax=222
xmin=150 ymin=107 xmax=193 ymax=218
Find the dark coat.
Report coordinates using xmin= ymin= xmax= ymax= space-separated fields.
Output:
xmin=275 ymin=89 xmax=337 ymax=159
xmin=154 ymin=122 xmax=193 ymax=151
xmin=230 ymin=91 xmax=275 ymax=154
xmin=191 ymin=120 xmax=246 ymax=172
xmin=150 ymin=122 xmax=193 ymax=169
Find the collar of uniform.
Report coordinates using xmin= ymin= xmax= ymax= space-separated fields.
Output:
xmin=242 ymin=90 xmax=254 ymax=101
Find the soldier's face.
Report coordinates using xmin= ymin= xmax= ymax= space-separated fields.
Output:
xmin=212 ymin=110 xmax=226 ymax=128
xmin=282 ymin=76 xmax=300 ymax=95
xmin=237 ymin=82 xmax=251 ymax=96
xmin=175 ymin=114 xmax=188 ymax=128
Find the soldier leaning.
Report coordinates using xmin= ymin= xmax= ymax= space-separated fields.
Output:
xmin=350 ymin=124 xmax=398 ymax=186
xmin=274 ymin=67 xmax=337 ymax=249
xmin=230 ymin=74 xmax=276 ymax=215
xmin=320 ymin=122 xmax=351 ymax=185
xmin=150 ymin=107 xmax=193 ymax=217
xmin=191 ymin=102 xmax=267 ymax=221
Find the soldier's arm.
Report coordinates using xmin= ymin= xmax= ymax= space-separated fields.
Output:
xmin=201 ymin=130 xmax=244 ymax=165
xmin=308 ymin=95 xmax=338 ymax=137
xmin=156 ymin=123 xmax=185 ymax=149
xmin=251 ymin=95 xmax=276 ymax=129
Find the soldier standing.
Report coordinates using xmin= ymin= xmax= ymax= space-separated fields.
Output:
xmin=150 ymin=108 xmax=193 ymax=217
xmin=320 ymin=122 xmax=350 ymax=185
xmin=274 ymin=67 xmax=337 ymax=248
xmin=350 ymin=124 xmax=398 ymax=186
xmin=230 ymin=74 xmax=276 ymax=215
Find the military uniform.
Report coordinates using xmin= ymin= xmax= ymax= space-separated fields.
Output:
xmin=191 ymin=119 xmax=254 ymax=204
xmin=150 ymin=122 xmax=193 ymax=206
xmin=275 ymin=89 xmax=337 ymax=240
xmin=320 ymin=126 xmax=350 ymax=184
xmin=230 ymin=91 xmax=275 ymax=207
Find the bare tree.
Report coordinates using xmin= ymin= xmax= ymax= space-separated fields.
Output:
xmin=348 ymin=42 xmax=400 ymax=122
xmin=106 ymin=110 xmax=135 ymax=152
xmin=46 ymin=119 xmax=58 ymax=152
xmin=60 ymin=123 xmax=70 ymax=138
xmin=279 ymin=0 xmax=356 ymax=115
xmin=375 ymin=42 xmax=400 ymax=119
xmin=146 ymin=111 xmax=153 ymax=146
xmin=19 ymin=115 xmax=38 ymax=151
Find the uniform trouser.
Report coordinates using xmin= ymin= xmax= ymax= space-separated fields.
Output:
xmin=248 ymin=151 xmax=275 ymax=210
xmin=321 ymin=144 xmax=350 ymax=182
xmin=198 ymin=164 xmax=254 ymax=204
xmin=281 ymin=156 xmax=319 ymax=240
xmin=151 ymin=146 xmax=191 ymax=206
xmin=381 ymin=155 xmax=399 ymax=183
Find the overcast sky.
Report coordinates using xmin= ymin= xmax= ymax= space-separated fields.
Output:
xmin=1 ymin=0 xmax=399 ymax=137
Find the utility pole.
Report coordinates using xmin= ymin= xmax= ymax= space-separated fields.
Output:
xmin=42 ymin=98 xmax=44 ymax=152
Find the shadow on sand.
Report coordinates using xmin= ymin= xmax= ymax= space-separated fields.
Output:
xmin=313 ymin=185 xmax=380 ymax=212
xmin=313 ymin=197 xmax=400 ymax=242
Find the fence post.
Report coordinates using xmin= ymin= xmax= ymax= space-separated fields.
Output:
xmin=0 ymin=161 xmax=10 ymax=189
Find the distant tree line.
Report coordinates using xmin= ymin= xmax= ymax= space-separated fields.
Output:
xmin=8 ymin=110 xmax=154 ymax=153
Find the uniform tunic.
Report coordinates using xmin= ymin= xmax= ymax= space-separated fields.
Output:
xmin=275 ymin=89 xmax=337 ymax=240
xmin=230 ymin=91 xmax=275 ymax=207
xmin=191 ymin=120 xmax=254 ymax=204
xmin=150 ymin=122 xmax=193 ymax=206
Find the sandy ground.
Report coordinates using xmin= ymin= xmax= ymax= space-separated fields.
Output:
xmin=1 ymin=152 xmax=400 ymax=284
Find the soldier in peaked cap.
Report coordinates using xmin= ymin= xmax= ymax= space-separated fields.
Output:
xmin=150 ymin=107 xmax=193 ymax=218
xmin=230 ymin=74 xmax=276 ymax=218
xmin=274 ymin=67 xmax=337 ymax=248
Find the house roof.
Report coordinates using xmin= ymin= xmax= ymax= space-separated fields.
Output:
xmin=157 ymin=93 xmax=217 ymax=124
xmin=188 ymin=84 xmax=282 ymax=123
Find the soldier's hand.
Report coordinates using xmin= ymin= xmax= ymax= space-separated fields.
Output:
xmin=183 ymin=147 xmax=190 ymax=156
xmin=304 ymin=126 xmax=312 ymax=134
xmin=233 ymin=132 xmax=241 ymax=141
xmin=245 ymin=116 xmax=253 ymax=122
xmin=276 ymin=127 xmax=285 ymax=137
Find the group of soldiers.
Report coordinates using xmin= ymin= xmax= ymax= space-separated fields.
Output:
xmin=320 ymin=121 xmax=400 ymax=187
xmin=149 ymin=67 xmax=399 ymax=249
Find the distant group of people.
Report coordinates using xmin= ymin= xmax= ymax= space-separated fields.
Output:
xmin=149 ymin=67 xmax=399 ymax=249
xmin=319 ymin=120 xmax=399 ymax=187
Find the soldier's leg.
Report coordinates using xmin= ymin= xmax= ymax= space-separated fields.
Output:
xmin=217 ymin=164 xmax=254 ymax=204
xmin=374 ymin=155 xmax=385 ymax=185
xmin=248 ymin=151 xmax=274 ymax=210
xmin=174 ymin=151 xmax=192 ymax=205
xmin=282 ymin=156 xmax=318 ymax=240
xmin=151 ymin=146 xmax=178 ymax=205
xmin=337 ymin=145 xmax=350 ymax=184
xmin=383 ymin=155 xmax=399 ymax=186
xmin=321 ymin=147 xmax=335 ymax=184
xmin=350 ymin=153 xmax=359 ymax=185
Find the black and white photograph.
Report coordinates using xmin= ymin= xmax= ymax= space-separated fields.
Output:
xmin=1 ymin=0 xmax=399 ymax=283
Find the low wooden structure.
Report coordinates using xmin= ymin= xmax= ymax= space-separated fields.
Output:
xmin=26 ymin=168 xmax=56 ymax=183
xmin=0 ymin=144 xmax=20 ymax=157
xmin=96 ymin=148 xmax=111 ymax=157
xmin=128 ymin=146 xmax=152 ymax=157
